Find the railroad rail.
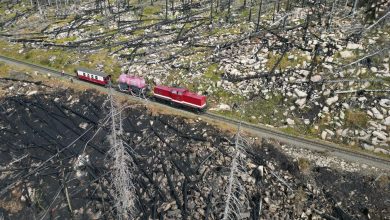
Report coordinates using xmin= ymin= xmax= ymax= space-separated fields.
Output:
xmin=0 ymin=54 xmax=389 ymax=170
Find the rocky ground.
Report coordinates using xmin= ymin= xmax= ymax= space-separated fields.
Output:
xmin=0 ymin=71 xmax=389 ymax=219
xmin=0 ymin=0 xmax=389 ymax=155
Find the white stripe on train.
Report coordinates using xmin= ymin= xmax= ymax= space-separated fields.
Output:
xmin=153 ymin=93 xmax=206 ymax=109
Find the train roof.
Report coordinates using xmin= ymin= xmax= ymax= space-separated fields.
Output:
xmin=76 ymin=67 xmax=108 ymax=77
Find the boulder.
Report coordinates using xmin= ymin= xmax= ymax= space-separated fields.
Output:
xmin=362 ymin=144 xmax=374 ymax=151
xmin=325 ymin=129 xmax=335 ymax=136
xmin=371 ymin=107 xmax=384 ymax=120
xmin=294 ymin=89 xmax=307 ymax=98
xmin=340 ymin=50 xmax=354 ymax=58
xmin=372 ymin=131 xmax=388 ymax=140
xmin=373 ymin=148 xmax=389 ymax=155
xmin=286 ymin=118 xmax=295 ymax=125
xmin=27 ymin=91 xmax=38 ymax=96
xmin=346 ymin=43 xmax=363 ymax=50
xmin=310 ymin=75 xmax=322 ymax=82
xmin=340 ymin=111 xmax=345 ymax=120
xmin=321 ymin=131 xmax=327 ymax=140
xmin=379 ymin=99 xmax=390 ymax=108
xmin=383 ymin=116 xmax=390 ymax=126
xmin=323 ymin=106 xmax=329 ymax=113
xmin=326 ymin=96 xmax=339 ymax=106
xmin=295 ymin=98 xmax=306 ymax=108
xmin=210 ymin=103 xmax=231 ymax=111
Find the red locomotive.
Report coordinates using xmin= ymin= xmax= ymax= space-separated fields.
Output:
xmin=76 ymin=67 xmax=111 ymax=86
xmin=153 ymin=85 xmax=207 ymax=111
xmin=76 ymin=68 xmax=207 ymax=111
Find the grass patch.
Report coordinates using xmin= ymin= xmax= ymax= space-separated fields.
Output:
xmin=297 ymin=158 xmax=311 ymax=173
xmin=143 ymin=5 xmax=162 ymax=16
xmin=266 ymin=50 xmax=308 ymax=71
xmin=204 ymin=63 xmax=222 ymax=81
xmin=345 ymin=110 xmax=368 ymax=128
xmin=0 ymin=40 xmax=121 ymax=80
xmin=54 ymin=36 xmax=77 ymax=44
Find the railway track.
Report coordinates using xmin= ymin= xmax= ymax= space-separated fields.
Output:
xmin=0 ymin=54 xmax=389 ymax=170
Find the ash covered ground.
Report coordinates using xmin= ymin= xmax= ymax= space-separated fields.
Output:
xmin=0 ymin=77 xmax=389 ymax=220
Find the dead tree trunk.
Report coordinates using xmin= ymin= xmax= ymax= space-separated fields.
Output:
xmin=256 ymin=0 xmax=263 ymax=32
xmin=327 ymin=0 xmax=337 ymax=31
xmin=248 ymin=0 xmax=253 ymax=21
xmin=210 ymin=0 xmax=213 ymax=24
xmin=352 ymin=0 xmax=358 ymax=15
xmin=226 ymin=0 xmax=232 ymax=22
xmin=165 ymin=0 xmax=168 ymax=20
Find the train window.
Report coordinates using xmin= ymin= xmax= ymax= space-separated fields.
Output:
xmin=83 ymin=73 xmax=86 ymax=76
xmin=171 ymin=90 xmax=177 ymax=94
xmin=95 ymin=76 xmax=98 ymax=80
xmin=178 ymin=92 xmax=183 ymax=95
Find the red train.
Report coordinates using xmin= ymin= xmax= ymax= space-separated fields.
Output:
xmin=76 ymin=68 xmax=207 ymax=111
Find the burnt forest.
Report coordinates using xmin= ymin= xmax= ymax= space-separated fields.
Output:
xmin=0 ymin=0 xmax=389 ymax=219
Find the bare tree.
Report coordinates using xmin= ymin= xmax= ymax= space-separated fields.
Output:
xmin=248 ymin=0 xmax=253 ymax=21
xmin=222 ymin=125 xmax=250 ymax=220
xmin=106 ymin=82 xmax=137 ymax=219
xmin=210 ymin=0 xmax=213 ymax=24
xmin=256 ymin=0 xmax=263 ymax=32
xmin=352 ymin=0 xmax=358 ymax=15
xmin=226 ymin=0 xmax=232 ymax=22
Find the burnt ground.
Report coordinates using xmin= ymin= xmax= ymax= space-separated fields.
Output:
xmin=0 ymin=78 xmax=389 ymax=220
